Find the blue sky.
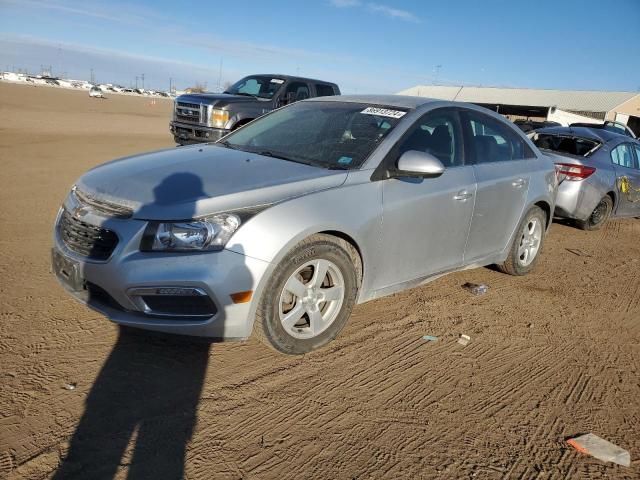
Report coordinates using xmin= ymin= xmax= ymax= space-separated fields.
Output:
xmin=0 ymin=0 xmax=639 ymax=93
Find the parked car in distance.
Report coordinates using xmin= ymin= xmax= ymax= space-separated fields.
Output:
xmin=569 ymin=120 xmax=636 ymax=139
xmin=52 ymin=95 xmax=556 ymax=354
xmin=530 ymin=126 xmax=640 ymax=229
xmin=170 ymin=74 xmax=340 ymax=145
xmin=514 ymin=119 xmax=562 ymax=133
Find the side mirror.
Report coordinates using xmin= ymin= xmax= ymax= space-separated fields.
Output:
xmin=395 ymin=150 xmax=445 ymax=178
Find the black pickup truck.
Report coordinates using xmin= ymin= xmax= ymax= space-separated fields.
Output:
xmin=170 ymin=74 xmax=341 ymax=145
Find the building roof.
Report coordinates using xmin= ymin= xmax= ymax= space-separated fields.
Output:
xmin=309 ymin=94 xmax=443 ymax=109
xmin=397 ymin=85 xmax=639 ymax=113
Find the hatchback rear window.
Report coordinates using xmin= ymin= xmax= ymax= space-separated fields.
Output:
xmin=531 ymin=133 xmax=601 ymax=157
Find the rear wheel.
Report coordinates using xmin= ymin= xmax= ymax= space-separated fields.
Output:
xmin=498 ymin=206 xmax=546 ymax=276
xmin=576 ymin=195 xmax=613 ymax=231
xmin=253 ymin=234 xmax=359 ymax=355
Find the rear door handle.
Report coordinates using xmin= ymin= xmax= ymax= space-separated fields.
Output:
xmin=512 ymin=178 xmax=527 ymax=188
xmin=454 ymin=190 xmax=473 ymax=201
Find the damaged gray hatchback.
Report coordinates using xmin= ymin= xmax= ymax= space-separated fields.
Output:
xmin=52 ymin=95 xmax=557 ymax=354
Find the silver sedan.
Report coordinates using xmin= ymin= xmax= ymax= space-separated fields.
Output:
xmin=530 ymin=126 xmax=640 ymax=230
xmin=52 ymin=96 xmax=556 ymax=354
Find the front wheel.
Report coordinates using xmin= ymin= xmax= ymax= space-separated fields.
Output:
xmin=498 ymin=206 xmax=547 ymax=276
xmin=576 ymin=195 xmax=613 ymax=231
xmin=253 ymin=234 xmax=359 ymax=355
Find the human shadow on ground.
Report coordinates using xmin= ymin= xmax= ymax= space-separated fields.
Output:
xmin=53 ymin=328 xmax=211 ymax=479
xmin=55 ymin=172 xmax=252 ymax=478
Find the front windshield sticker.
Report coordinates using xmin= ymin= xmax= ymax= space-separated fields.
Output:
xmin=338 ymin=156 xmax=353 ymax=165
xmin=361 ymin=107 xmax=406 ymax=119
xmin=271 ymin=79 xmax=285 ymax=84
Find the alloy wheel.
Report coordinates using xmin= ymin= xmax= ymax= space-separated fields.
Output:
xmin=517 ymin=217 xmax=542 ymax=267
xmin=278 ymin=259 xmax=345 ymax=339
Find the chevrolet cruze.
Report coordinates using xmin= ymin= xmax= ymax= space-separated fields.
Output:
xmin=52 ymin=95 xmax=557 ymax=354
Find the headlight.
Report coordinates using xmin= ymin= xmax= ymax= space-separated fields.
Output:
xmin=209 ymin=107 xmax=229 ymax=128
xmin=144 ymin=213 xmax=240 ymax=252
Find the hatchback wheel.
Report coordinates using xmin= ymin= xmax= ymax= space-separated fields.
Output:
xmin=576 ymin=195 xmax=613 ymax=231
xmin=498 ymin=206 xmax=546 ymax=276
xmin=254 ymin=234 xmax=360 ymax=355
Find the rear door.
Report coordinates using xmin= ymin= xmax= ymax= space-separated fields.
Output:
xmin=612 ymin=142 xmax=640 ymax=216
xmin=377 ymin=108 xmax=476 ymax=288
xmin=460 ymin=109 xmax=536 ymax=262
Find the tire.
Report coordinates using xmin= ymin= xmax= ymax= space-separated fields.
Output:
xmin=576 ymin=195 xmax=613 ymax=231
xmin=174 ymin=136 xmax=184 ymax=146
xmin=253 ymin=234 xmax=360 ymax=355
xmin=498 ymin=206 xmax=547 ymax=276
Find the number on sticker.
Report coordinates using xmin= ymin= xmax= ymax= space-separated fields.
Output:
xmin=361 ymin=107 xmax=406 ymax=119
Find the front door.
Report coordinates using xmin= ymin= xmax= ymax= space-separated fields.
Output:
xmin=460 ymin=109 xmax=533 ymax=262
xmin=612 ymin=143 xmax=640 ymax=216
xmin=377 ymin=108 xmax=476 ymax=289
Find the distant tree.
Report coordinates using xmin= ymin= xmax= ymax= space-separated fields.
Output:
xmin=185 ymin=82 xmax=207 ymax=93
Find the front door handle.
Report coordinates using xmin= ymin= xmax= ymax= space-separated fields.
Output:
xmin=454 ymin=190 xmax=473 ymax=201
xmin=512 ymin=178 xmax=527 ymax=188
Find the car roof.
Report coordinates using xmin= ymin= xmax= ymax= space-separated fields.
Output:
xmin=251 ymin=74 xmax=338 ymax=85
xmin=534 ymin=126 xmax=627 ymax=143
xmin=306 ymin=94 xmax=445 ymax=109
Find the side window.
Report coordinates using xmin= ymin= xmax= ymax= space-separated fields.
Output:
xmin=284 ymin=82 xmax=310 ymax=102
xmin=634 ymin=145 xmax=640 ymax=170
xmin=463 ymin=110 xmax=533 ymax=163
xmin=611 ymin=143 xmax=637 ymax=169
xmin=315 ymin=84 xmax=336 ymax=97
xmin=398 ymin=109 xmax=463 ymax=167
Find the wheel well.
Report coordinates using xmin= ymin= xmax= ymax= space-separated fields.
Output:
xmin=319 ymin=230 xmax=363 ymax=282
xmin=606 ymin=191 xmax=616 ymax=208
xmin=535 ymin=200 xmax=552 ymax=228
xmin=232 ymin=118 xmax=254 ymax=130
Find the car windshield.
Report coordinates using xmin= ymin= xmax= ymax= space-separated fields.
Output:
xmin=531 ymin=133 xmax=601 ymax=157
xmin=219 ymin=102 xmax=406 ymax=169
xmin=223 ymin=76 xmax=285 ymax=99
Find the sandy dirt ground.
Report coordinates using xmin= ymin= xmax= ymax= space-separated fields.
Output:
xmin=0 ymin=82 xmax=639 ymax=479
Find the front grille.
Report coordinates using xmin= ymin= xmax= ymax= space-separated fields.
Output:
xmin=175 ymin=102 xmax=202 ymax=124
xmin=74 ymin=188 xmax=132 ymax=219
xmin=141 ymin=295 xmax=217 ymax=317
xmin=59 ymin=209 xmax=119 ymax=260
xmin=177 ymin=101 xmax=200 ymax=109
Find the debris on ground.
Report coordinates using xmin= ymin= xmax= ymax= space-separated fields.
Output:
xmin=567 ymin=433 xmax=630 ymax=467
xmin=566 ymin=248 xmax=592 ymax=257
xmin=462 ymin=282 xmax=488 ymax=295
xmin=422 ymin=335 xmax=438 ymax=342
xmin=457 ymin=334 xmax=471 ymax=346
xmin=63 ymin=383 xmax=77 ymax=391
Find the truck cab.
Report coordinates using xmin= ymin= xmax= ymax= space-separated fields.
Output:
xmin=170 ymin=74 xmax=340 ymax=145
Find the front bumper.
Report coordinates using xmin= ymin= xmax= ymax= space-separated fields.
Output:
xmin=51 ymin=209 xmax=270 ymax=339
xmin=170 ymin=121 xmax=230 ymax=144
xmin=554 ymin=178 xmax=607 ymax=221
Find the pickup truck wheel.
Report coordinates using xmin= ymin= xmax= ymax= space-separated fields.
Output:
xmin=173 ymin=136 xmax=185 ymax=146
xmin=576 ymin=195 xmax=613 ymax=231
xmin=498 ymin=206 xmax=546 ymax=276
xmin=253 ymin=234 xmax=359 ymax=355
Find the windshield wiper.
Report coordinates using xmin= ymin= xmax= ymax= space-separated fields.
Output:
xmin=254 ymin=149 xmax=316 ymax=166
xmin=233 ymin=92 xmax=257 ymax=98
xmin=217 ymin=140 xmax=240 ymax=150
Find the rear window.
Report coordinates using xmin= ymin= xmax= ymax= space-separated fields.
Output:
xmin=315 ymin=84 xmax=336 ymax=97
xmin=531 ymin=133 xmax=601 ymax=157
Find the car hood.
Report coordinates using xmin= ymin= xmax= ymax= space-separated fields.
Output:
xmin=76 ymin=144 xmax=347 ymax=220
xmin=176 ymin=93 xmax=262 ymax=107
